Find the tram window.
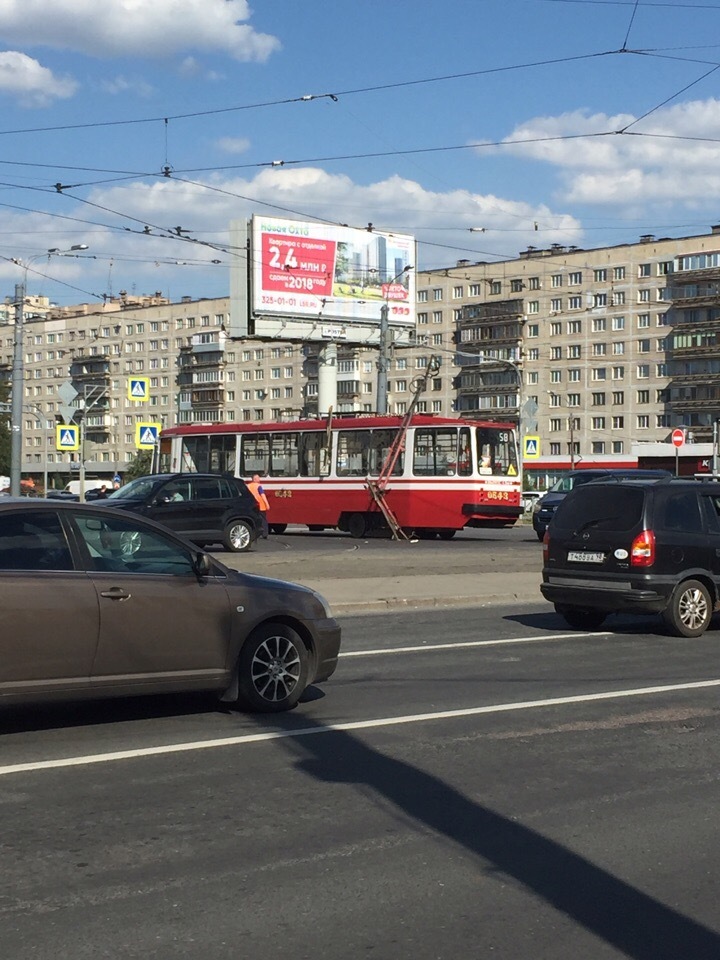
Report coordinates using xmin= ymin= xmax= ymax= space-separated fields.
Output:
xmin=208 ymin=435 xmax=236 ymax=474
xmin=477 ymin=427 xmax=518 ymax=476
xmin=413 ymin=428 xmax=458 ymax=476
xmin=300 ymin=433 xmax=329 ymax=477
xmin=270 ymin=433 xmax=299 ymax=477
xmin=366 ymin=430 xmax=403 ymax=476
xmin=336 ymin=430 xmax=369 ymax=477
xmin=240 ymin=434 xmax=270 ymax=475
xmin=181 ymin=436 xmax=209 ymax=473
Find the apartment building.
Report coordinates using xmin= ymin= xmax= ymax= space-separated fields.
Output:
xmin=416 ymin=225 xmax=720 ymax=466
xmin=4 ymin=224 xmax=720 ymax=487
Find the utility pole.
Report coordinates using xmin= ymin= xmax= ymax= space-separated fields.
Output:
xmin=569 ymin=416 xmax=576 ymax=468
xmin=10 ymin=284 xmax=24 ymax=497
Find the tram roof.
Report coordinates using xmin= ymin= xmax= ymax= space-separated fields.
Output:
xmin=162 ymin=414 xmax=516 ymax=437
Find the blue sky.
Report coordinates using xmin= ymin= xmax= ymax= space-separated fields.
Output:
xmin=1 ymin=0 xmax=720 ymax=306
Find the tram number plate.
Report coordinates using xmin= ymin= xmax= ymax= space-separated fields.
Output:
xmin=567 ymin=551 xmax=604 ymax=564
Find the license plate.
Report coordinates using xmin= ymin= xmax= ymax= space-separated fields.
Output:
xmin=567 ymin=551 xmax=604 ymax=563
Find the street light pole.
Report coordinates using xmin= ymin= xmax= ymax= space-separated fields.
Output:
xmin=9 ymin=244 xmax=89 ymax=497
xmin=376 ymin=265 xmax=413 ymax=415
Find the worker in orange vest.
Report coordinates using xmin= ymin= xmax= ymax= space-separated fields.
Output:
xmin=247 ymin=473 xmax=270 ymax=539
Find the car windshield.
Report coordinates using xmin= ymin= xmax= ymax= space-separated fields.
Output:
xmin=553 ymin=486 xmax=645 ymax=533
xmin=107 ymin=477 xmax=158 ymax=500
xmin=548 ymin=473 xmax=604 ymax=494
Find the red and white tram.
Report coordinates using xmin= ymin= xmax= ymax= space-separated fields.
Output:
xmin=160 ymin=415 xmax=521 ymax=539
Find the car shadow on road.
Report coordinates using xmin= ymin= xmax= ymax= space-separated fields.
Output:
xmin=506 ymin=609 xmax=720 ymax=637
xmin=272 ymin=715 xmax=720 ymax=959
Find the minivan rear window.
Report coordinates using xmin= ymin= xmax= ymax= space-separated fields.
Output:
xmin=552 ymin=486 xmax=645 ymax=533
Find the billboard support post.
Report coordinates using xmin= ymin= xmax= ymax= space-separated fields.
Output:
xmin=317 ymin=342 xmax=338 ymax=416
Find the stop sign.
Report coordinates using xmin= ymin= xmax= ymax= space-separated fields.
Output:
xmin=671 ymin=428 xmax=685 ymax=448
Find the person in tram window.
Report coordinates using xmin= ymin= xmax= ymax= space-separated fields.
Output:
xmin=248 ymin=473 xmax=270 ymax=539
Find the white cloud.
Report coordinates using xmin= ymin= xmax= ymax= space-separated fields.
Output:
xmin=216 ymin=137 xmax=251 ymax=155
xmin=0 ymin=0 xmax=280 ymax=62
xmin=0 ymin=50 xmax=77 ymax=106
xmin=486 ymin=100 xmax=720 ymax=206
xmin=100 ymin=75 xmax=154 ymax=97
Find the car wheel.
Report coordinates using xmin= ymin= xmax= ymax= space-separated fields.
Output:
xmin=269 ymin=523 xmax=287 ymax=534
xmin=235 ymin=622 xmax=309 ymax=712
xmin=555 ymin=604 xmax=607 ymax=631
xmin=348 ymin=513 xmax=367 ymax=539
xmin=119 ymin=530 xmax=142 ymax=557
xmin=662 ymin=579 xmax=712 ymax=638
xmin=223 ymin=519 xmax=254 ymax=552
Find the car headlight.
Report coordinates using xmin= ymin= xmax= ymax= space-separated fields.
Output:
xmin=533 ymin=500 xmax=543 ymax=514
xmin=311 ymin=590 xmax=333 ymax=619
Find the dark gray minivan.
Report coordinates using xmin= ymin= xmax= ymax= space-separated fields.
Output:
xmin=541 ymin=476 xmax=720 ymax=637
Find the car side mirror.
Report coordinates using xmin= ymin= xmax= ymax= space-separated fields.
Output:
xmin=194 ymin=552 xmax=212 ymax=579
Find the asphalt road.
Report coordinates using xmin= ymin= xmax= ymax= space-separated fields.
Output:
xmin=1 ymin=600 xmax=719 ymax=959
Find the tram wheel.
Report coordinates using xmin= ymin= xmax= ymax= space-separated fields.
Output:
xmin=348 ymin=513 xmax=367 ymax=539
xmin=437 ymin=529 xmax=456 ymax=540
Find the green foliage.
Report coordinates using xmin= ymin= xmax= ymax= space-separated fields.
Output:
xmin=124 ymin=449 xmax=153 ymax=482
xmin=0 ymin=380 xmax=10 ymax=476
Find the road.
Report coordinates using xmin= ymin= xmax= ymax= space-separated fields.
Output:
xmin=1 ymin=594 xmax=719 ymax=959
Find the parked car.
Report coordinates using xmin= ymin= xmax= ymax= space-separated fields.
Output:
xmin=531 ymin=468 xmax=672 ymax=540
xmin=103 ymin=473 xmax=262 ymax=552
xmin=541 ymin=476 xmax=720 ymax=637
xmin=0 ymin=500 xmax=340 ymax=711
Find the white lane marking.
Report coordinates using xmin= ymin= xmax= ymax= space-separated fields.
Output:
xmin=342 ymin=633 xmax=601 ymax=657
xmin=1 ymin=678 xmax=719 ymax=778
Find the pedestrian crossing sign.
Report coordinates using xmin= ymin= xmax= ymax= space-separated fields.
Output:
xmin=135 ymin=422 xmax=161 ymax=449
xmin=127 ymin=377 xmax=150 ymax=402
xmin=523 ymin=436 xmax=541 ymax=460
xmin=56 ymin=424 xmax=80 ymax=451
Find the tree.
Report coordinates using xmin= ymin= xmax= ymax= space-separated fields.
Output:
xmin=0 ymin=380 xmax=10 ymax=476
xmin=124 ymin=449 xmax=153 ymax=482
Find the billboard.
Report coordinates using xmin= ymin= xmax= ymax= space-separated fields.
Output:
xmin=250 ymin=217 xmax=416 ymax=327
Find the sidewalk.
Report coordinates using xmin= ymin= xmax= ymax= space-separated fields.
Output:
xmin=285 ymin=570 xmax=543 ymax=616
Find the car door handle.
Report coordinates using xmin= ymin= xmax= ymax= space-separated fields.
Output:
xmin=100 ymin=587 xmax=132 ymax=601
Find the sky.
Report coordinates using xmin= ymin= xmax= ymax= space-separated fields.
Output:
xmin=1 ymin=0 xmax=720 ymax=307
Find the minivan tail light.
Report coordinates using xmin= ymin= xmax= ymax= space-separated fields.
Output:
xmin=542 ymin=528 xmax=550 ymax=564
xmin=630 ymin=529 xmax=655 ymax=567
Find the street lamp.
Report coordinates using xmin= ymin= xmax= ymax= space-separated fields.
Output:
xmin=9 ymin=244 xmax=88 ymax=496
xmin=376 ymin=264 xmax=413 ymax=415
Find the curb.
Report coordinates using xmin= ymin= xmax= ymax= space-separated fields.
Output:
xmin=331 ymin=591 xmax=541 ymax=616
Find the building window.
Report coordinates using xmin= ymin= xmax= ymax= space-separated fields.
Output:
xmin=567 ymin=393 xmax=581 ymax=407
xmin=612 ymin=341 xmax=625 ymax=355
xmin=527 ymin=323 xmax=539 ymax=338
xmin=592 ymin=343 xmax=606 ymax=357
xmin=637 ymin=415 xmax=650 ymax=429
xmin=510 ymin=279 xmax=524 ymax=292
xmin=567 ymin=320 xmax=582 ymax=334
xmin=567 ymin=345 xmax=581 ymax=359
xmin=551 ymin=274 xmax=563 ymax=287
xmin=527 ymin=301 xmax=539 ymax=314
xmin=592 ymin=441 xmax=606 ymax=454
xmin=638 ymin=289 xmax=650 ymax=302
xmin=569 ymin=271 xmax=582 ymax=285
xmin=612 ymin=416 xmax=624 ymax=429
xmin=568 ymin=296 xmax=582 ymax=310
xmin=612 ymin=391 xmax=624 ymax=404
xmin=433 ymin=289 xmax=443 ymax=301
xmin=613 ymin=266 xmax=626 ymax=280
xmin=637 ymin=389 xmax=650 ymax=403
xmin=550 ymin=369 xmax=562 ymax=383
xmin=637 ymin=314 xmax=650 ymax=328
xmin=568 ymin=369 xmax=581 ymax=382
xmin=593 ymin=293 xmax=607 ymax=307
xmin=529 ymin=277 xmax=541 ymax=290
xmin=612 ymin=441 xmax=624 ymax=454
xmin=592 ymin=417 xmax=606 ymax=429
xmin=432 ymin=311 xmax=443 ymax=323
xmin=594 ymin=269 xmax=607 ymax=282
xmin=452 ymin=285 xmax=463 ymax=298
xmin=417 ymin=290 xmax=428 ymax=303
xmin=638 ymin=263 xmax=651 ymax=277
xmin=592 ymin=368 xmax=607 ymax=381
xmin=417 ymin=312 xmax=428 ymax=325
xmin=591 ymin=392 xmax=606 ymax=405
xmin=612 ymin=366 xmax=625 ymax=380
xmin=550 ymin=298 xmax=562 ymax=312
xmin=637 ymin=364 xmax=650 ymax=379
xmin=592 ymin=317 xmax=606 ymax=332
xmin=490 ymin=281 xmax=502 ymax=295
xmin=638 ymin=339 xmax=651 ymax=353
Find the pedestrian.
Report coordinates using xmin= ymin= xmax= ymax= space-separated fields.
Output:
xmin=247 ymin=473 xmax=270 ymax=539
xmin=96 ymin=484 xmax=108 ymax=499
